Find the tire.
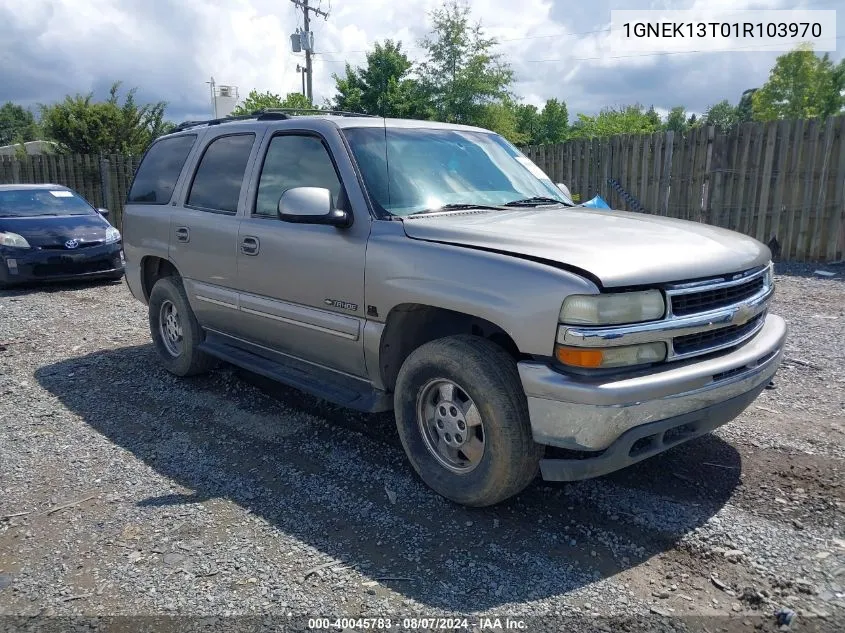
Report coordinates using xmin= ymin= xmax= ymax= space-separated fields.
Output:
xmin=148 ymin=275 xmax=219 ymax=377
xmin=393 ymin=334 xmax=543 ymax=507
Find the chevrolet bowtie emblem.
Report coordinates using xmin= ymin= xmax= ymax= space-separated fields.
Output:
xmin=734 ymin=304 xmax=753 ymax=325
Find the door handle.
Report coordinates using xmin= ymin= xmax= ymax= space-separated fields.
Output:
xmin=241 ymin=236 xmax=260 ymax=256
xmin=175 ymin=226 xmax=190 ymax=243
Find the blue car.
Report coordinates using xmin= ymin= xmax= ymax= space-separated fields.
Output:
xmin=0 ymin=184 xmax=125 ymax=287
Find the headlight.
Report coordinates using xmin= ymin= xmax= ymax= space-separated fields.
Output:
xmin=559 ymin=289 xmax=665 ymax=325
xmin=0 ymin=232 xmax=31 ymax=248
xmin=763 ymin=262 xmax=774 ymax=290
xmin=555 ymin=341 xmax=667 ymax=369
xmin=105 ymin=226 xmax=121 ymax=244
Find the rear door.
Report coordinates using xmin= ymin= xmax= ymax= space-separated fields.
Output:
xmin=168 ymin=130 xmax=263 ymax=332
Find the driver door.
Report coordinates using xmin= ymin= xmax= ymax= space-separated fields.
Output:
xmin=233 ymin=131 xmax=369 ymax=377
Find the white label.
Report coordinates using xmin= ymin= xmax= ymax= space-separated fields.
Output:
xmin=49 ymin=190 xmax=74 ymax=197
xmin=515 ymin=156 xmax=551 ymax=181
xmin=610 ymin=10 xmax=837 ymax=53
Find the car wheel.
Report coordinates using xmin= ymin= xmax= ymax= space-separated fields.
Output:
xmin=148 ymin=275 xmax=219 ymax=376
xmin=393 ymin=334 xmax=543 ymax=507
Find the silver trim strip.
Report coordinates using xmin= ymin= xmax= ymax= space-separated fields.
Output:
xmin=240 ymin=306 xmax=358 ymax=340
xmin=663 ymin=263 xmax=769 ymax=295
xmin=196 ymin=295 xmax=239 ymax=310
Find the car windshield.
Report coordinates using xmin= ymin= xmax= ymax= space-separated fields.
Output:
xmin=0 ymin=189 xmax=96 ymax=217
xmin=342 ymin=126 xmax=573 ymax=216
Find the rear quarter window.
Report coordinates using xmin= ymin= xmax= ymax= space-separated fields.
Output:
xmin=127 ymin=134 xmax=197 ymax=205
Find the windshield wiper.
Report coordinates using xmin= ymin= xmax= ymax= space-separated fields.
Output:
xmin=503 ymin=196 xmax=569 ymax=207
xmin=406 ymin=203 xmax=506 ymax=216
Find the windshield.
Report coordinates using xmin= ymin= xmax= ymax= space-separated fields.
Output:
xmin=0 ymin=189 xmax=97 ymax=217
xmin=342 ymin=127 xmax=571 ymax=216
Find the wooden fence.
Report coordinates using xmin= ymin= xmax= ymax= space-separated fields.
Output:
xmin=1 ymin=116 xmax=844 ymax=261
xmin=0 ymin=154 xmax=141 ymax=231
xmin=521 ymin=115 xmax=845 ymax=262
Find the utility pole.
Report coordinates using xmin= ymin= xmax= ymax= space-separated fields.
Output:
xmin=206 ymin=77 xmax=217 ymax=118
xmin=290 ymin=0 xmax=329 ymax=105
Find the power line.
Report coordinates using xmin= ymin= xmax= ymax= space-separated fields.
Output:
xmin=316 ymin=35 xmax=844 ymax=65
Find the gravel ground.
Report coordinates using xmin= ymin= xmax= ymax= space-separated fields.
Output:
xmin=1 ymin=263 xmax=843 ymax=633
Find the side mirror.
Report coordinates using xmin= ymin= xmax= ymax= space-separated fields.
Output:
xmin=277 ymin=187 xmax=351 ymax=228
xmin=97 ymin=208 xmax=110 ymax=218
xmin=555 ymin=183 xmax=571 ymax=199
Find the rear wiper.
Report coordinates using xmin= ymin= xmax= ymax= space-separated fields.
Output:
xmin=406 ymin=203 xmax=505 ymax=216
xmin=503 ymin=196 xmax=569 ymax=207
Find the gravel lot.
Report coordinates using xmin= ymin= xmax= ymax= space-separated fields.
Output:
xmin=1 ymin=263 xmax=844 ymax=632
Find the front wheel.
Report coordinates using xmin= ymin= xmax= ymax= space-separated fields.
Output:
xmin=148 ymin=275 xmax=218 ymax=377
xmin=393 ymin=335 xmax=543 ymax=507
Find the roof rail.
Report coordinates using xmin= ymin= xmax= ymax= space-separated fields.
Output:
xmin=171 ymin=108 xmax=377 ymax=133
xmin=256 ymin=108 xmax=378 ymax=118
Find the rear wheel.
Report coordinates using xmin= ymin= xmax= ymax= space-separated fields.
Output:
xmin=148 ymin=275 xmax=218 ymax=376
xmin=394 ymin=334 xmax=543 ymax=507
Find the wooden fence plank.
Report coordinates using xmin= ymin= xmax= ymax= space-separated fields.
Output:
xmin=783 ymin=120 xmax=806 ymax=260
xmin=827 ymin=118 xmax=845 ymax=261
xmin=809 ymin=116 xmax=836 ymax=259
xmin=768 ymin=120 xmax=791 ymax=253
xmin=659 ymin=130 xmax=674 ymax=216
xmin=796 ymin=119 xmax=820 ymax=260
xmin=730 ymin=123 xmax=753 ymax=233
xmin=755 ymin=121 xmax=778 ymax=242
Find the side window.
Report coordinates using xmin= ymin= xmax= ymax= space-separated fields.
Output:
xmin=127 ymin=134 xmax=197 ymax=204
xmin=254 ymin=134 xmax=342 ymax=217
xmin=186 ymin=133 xmax=256 ymax=213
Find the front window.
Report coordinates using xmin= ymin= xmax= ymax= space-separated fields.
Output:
xmin=342 ymin=127 xmax=570 ymax=217
xmin=0 ymin=189 xmax=97 ymax=217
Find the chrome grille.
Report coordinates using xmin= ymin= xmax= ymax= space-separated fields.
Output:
xmin=665 ymin=265 xmax=772 ymax=361
xmin=670 ymin=276 xmax=765 ymax=316
xmin=673 ymin=312 xmax=765 ymax=356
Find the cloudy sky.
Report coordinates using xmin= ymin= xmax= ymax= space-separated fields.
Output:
xmin=1 ymin=0 xmax=842 ymax=124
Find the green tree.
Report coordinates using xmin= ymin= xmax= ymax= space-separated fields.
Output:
xmin=663 ymin=106 xmax=689 ymax=134
xmin=230 ymin=90 xmax=312 ymax=116
xmin=0 ymin=102 xmax=40 ymax=146
xmin=513 ymin=102 xmax=540 ymax=144
xmin=39 ymin=81 xmax=171 ymax=155
xmin=475 ymin=98 xmax=527 ymax=145
xmin=569 ymin=104 xmax=661 ymax=139
xmin=331 ymin=40 xmax=431 ymax=118
xmin=703 ymin=99 xmax=739 ymax=133
xmin=417 ymin=0 xmax=514 ymax=125
xmin=752 ymin=44 xmax=845 ymax=121
xmin=736 ymin=88 xmax=757 ymax=122
xmin=536 ymin=98 xmax=568 ymax=144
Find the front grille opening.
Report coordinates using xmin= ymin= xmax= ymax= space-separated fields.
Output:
xmin=712 ymin=365 xmax=748 ymax=381
xmin=671 ymin=276 xmax=765 ymax=316
xmin=673 ymin=313 xmax=764 ymax=356
xmin=33 ymin=258 xmax=114 ymax=277
xmin=629 ymin=435 xmax=657 ymax=457
xmin=663 ymin=423 xmax=697 ymax=445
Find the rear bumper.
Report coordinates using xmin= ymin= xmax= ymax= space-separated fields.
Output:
xmin=0 ymin=243 xmax=125 ymax=285
xmin=517 ymin=313 xmax=786 ymax=480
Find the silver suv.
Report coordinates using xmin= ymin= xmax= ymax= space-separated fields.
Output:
xmin=123 ymin=110 xmax=786 ymax=507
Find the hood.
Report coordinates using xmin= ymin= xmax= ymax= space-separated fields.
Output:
xmin=0 ymin=213 xmax=111 ymax=248
xmin=401 ymin=206 xmax=771 ymax=288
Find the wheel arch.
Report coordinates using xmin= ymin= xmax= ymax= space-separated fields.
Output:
xmin=140 ymin=256 xmax=180 ymax=302
xmin=377 ymin=303 xmax=523 ymax=393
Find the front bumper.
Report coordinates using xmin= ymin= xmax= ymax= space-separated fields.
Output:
xmin=518 ymin=313 xmax=787 ymax=480
xmin=0 ymin=242 xmax=125 ymax=285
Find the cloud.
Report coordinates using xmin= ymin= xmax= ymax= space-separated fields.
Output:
xmin=1 ymin=0 xmax=842 ymax=124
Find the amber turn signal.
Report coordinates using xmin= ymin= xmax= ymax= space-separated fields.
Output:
xmin=555 ymin=346 xmax=604 ymax=368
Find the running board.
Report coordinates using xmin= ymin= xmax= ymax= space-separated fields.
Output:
xmin=199 ymin=333 xmax=393 ymax=413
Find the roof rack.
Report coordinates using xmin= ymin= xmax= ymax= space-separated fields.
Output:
xmin=171 ymin=108 xmax=377 ymax=133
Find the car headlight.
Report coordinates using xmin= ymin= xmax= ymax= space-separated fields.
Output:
xmin=105 ymin=226 xmax=121 ymax=244
xmin=559 ymin=289 xmax=665 ymax=325
xmin=555 ymin=341 xmax=667 ymax=369
xmin=0 ymin=231 xmax=31 ymax=248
